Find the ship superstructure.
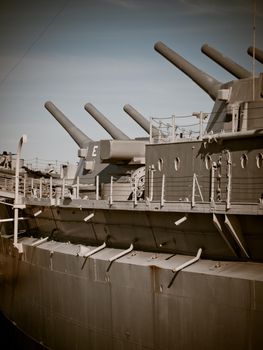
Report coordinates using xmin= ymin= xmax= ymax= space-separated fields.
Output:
xmin=0 ymin=41 xmax=263 ymax=349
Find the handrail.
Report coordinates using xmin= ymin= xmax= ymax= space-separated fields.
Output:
xmin=1 ymin=169 xmax=262 ymax=206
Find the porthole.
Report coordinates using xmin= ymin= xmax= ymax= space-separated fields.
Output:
xmin=256 ymin=153 xmax=263 ymax=168
xmin=158 ymin=158 xmax=164 ymax=171
xmin=174 ymin=157 xmax=180 ymax=171
xmin=240 ymin=154 xmax=248 ymax=169
xmin=205 ymin=155 xmax=212 ymax=170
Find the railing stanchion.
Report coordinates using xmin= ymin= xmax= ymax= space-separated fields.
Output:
xmin=161 ymin=174 xmax=165 ymax=207
xmin=76 ymin=176 xmax=80 ymax=199
xmin=109 ymin=176 xmax=113 ymax=205
xmin=96 ymin=175 xmax=99 ymax=200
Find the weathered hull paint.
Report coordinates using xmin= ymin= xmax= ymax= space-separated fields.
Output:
xmin=0 ymin=236 xmax=262 ymax=350
xmin=23 ymin=202 xmax=263 ymax=261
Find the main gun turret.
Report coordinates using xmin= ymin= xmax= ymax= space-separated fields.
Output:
xmin=201 ymin=44 xmax=251 ymax=79
xmin=247 ymin=46 xmax=263 ymax=64
xmin=154 ymin=41 xmax=222 ymax=101
xmin=84 ymin=103 xmax=130 ymax=140
xmin=154 ymin=41 xmax=263 ymax=134
xmin=45 ymin=101 xmax=92 ymax=148
xmin=123 ymin=104 xmax=160 ymax=138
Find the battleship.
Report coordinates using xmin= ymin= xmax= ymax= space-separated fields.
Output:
xmin=0 ymin=41 xmax=263 ymax=349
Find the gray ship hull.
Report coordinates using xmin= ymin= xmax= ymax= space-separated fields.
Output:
xmin=0 ymin=236 xmax=263 ymax=350
xmin=23 ymin=198 xmax=263 ymax=261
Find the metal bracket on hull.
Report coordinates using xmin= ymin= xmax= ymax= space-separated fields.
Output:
xmin=213 ymin=213 xmax=238 ymax=257
xmin=80 ymin=242 xmax=107 ymax=270
xmin=107 ymin=243 xmax=134 ymax=272
xmin=168 ymin=248 xmax=202 ymax=288
xmin=172 ymin=248 xmax=202 ymax=273
xmin=0 ymin=217 xmax=27 ymax=223
xmin=33 ymin=210 xmax=42 ymax=217
xmin=174 ymin=214 xmax=188 ymax=226
xmin=79 ymin=242 xmax=106 ymax=258
xmin=0 ymin=200 xmax=14 ymax=207
xmin=31 ymin=237 xmax=49 ymax=247
xmin=224 ymin=214 xmax=250 ymax=258
xmin=83 ymin=213 xmax=94 ymax=222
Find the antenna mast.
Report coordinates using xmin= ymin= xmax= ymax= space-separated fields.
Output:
xmin=252 ymin=0 xmax=256 ymax=100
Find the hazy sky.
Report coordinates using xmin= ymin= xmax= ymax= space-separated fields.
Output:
xmin=0 ymin=0 xmax=262 ymax=164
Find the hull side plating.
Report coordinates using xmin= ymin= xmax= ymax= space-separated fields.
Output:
xmin=0 ymin=237 xmax=263 ymax=350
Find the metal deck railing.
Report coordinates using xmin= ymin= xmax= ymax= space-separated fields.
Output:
xmin=1 ymin=171 xmax=262 ymax=209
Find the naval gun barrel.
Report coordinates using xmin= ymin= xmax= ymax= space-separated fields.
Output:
xmin=44 ymin=101 xmax=92 ymax=148
xmin=154 ymin=41 xmax=222 ymax=101
xmin=84 ymin=103 xmax=130 ymax=140
xmin=123 ymin=104 xmax=160 ymax=137
xmin=247 ymin=46 xmax=263 ymax=64
xmin=201 ymin=44 xmax=251 ymax=79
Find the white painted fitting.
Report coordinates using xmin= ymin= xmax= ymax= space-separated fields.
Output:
xmin=34 ymin=210 xmax=42 ymax=217
xmin=172 ymin=248 xmax=202 ymax=273
xmin=83 ymin=213 xmax=94 ymax=222
xmin=13 ymin=242 xmax=23 ymax=253
xmin=174 ymin=215 xmax=187 ymax=226
xmin=83 ymin=242 xmax=106 ymax=258
xmin=109 ymin=243 xmax=134 ymax=262
xmin=31 ymin=236 xmax=49 ymax=247
xmin=0 ymin=217 xmax=26 ymax=223
xmin=0 ymin=201 xmax=14 ymax=207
